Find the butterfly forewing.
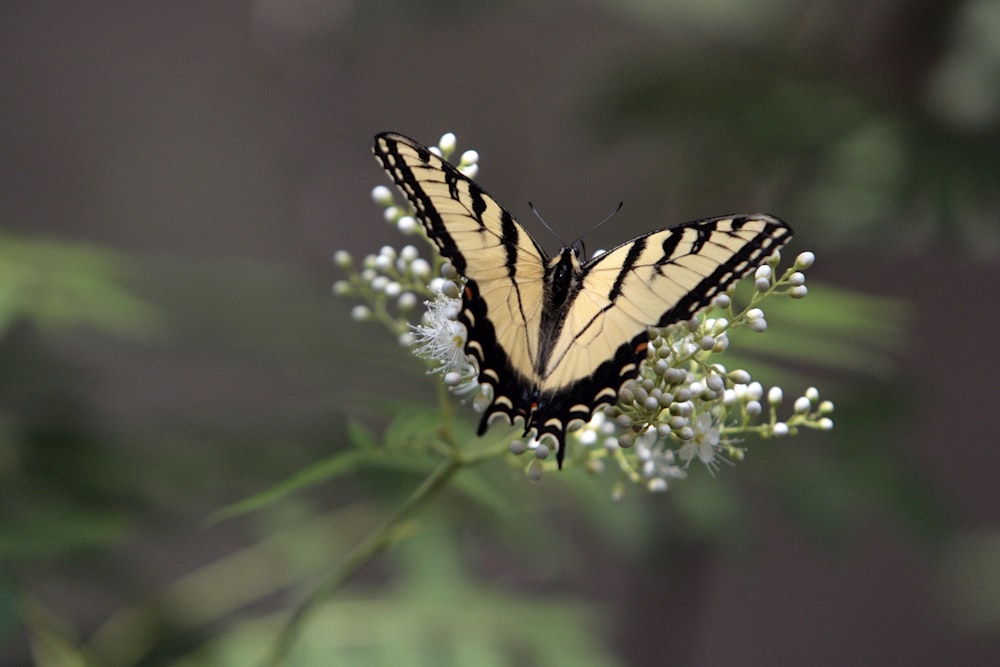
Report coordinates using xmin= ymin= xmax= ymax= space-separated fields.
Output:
xmin=373 ymin=132 xmax=548 ymax=417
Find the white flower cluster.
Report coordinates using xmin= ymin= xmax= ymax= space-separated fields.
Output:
xmin=335 ymin=131 xmax=835 ymax=496
xmin=560 ymin=248 xmax=834 ymax=495
xmin=333 ymin=133 xmax=480 ymax=344
xmin=333 ymin=243 xmax=435 ymax=344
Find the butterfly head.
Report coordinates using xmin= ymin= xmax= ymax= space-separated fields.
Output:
xmin=546 ymin=240 xmax=585 ymax=290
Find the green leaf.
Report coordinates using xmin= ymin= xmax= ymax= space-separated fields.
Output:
xmin=0 ymin=508 xmax=128 ymax=560
xmin=0 ymin=576 xmax=19 ymax=646
xmin=724 ymin=280 xmax=911 ymax=380
xmin=207 ymin=450 xmax=369 ymax=523
xmin=383 ymin=407 xmax=449 ymax=452
xmin=23 ymin=601 xmax=90 ymax=667
xmin=446 ymin=467 xmax=520 ymax=520
xmin=346 ymin=418 xmax=378 ymax=451
xmin=0 ymin=234 xmax=161 ymax=340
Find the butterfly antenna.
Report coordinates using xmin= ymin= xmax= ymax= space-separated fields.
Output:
xmin=578 ymin=201 xmax=623 ymax=241
xmin=529 ymin=201 xmax=567 ymax=247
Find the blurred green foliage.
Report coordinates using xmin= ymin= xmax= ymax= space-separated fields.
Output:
xmin=585 ymin=0 xmax=1000 ymax=256
xmin=0 ymin=237 xmax=155 ymax=658
xmin=0 ymin=239 xmax=159 ymax=524
xmin=0 ymin=235 xmax=161 ymax=340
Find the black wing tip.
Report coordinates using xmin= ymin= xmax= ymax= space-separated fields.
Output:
xmin=373 ymin=132 xmax=408 ymax=156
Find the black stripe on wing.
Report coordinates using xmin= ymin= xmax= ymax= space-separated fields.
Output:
xmin=650 ymin=215 xmax=791 ymax=327
xmin=373 ymin=133 xmax=470 ymax=273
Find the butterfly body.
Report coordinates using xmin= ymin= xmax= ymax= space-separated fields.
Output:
xmin=373 ymin=132 xmax=792 ymax=467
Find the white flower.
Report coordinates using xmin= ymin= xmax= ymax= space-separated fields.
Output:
xmin=397 ymin=216 xmax=419 ymax=235
xmin=410 ymin=291 xmax=484 ymax=400
xmin=397 ymin=292 xmax=418 ymax=310
xmin=647 ymin=478 xmax=669 ymax=493
xmin=333 ymin=250 xmax=352 ymax=268
xmin=794 ymin=251 xmax=815 ymax=269
xmin=438 ymin=132 xmax=457 ymax=155
xmin=410 ymin=258 xmax=432 ymax=280
xmin=371 ymin=185 xmax=394 ymax=206
xmin=767 ymin=386 xmax=783 ymax=405
xmin=411 ymin=294 xmax=468 ymax=373
xmin=677 ymin=411 xmax=725 ymax=474
xmin=632 ymin=426 xmax=686 ymax=482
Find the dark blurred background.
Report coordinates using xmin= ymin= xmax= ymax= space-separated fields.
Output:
xmin=2 ymin=1 xmax=999 ymax=665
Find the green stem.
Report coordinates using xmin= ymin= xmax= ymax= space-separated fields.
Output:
xmin=264 ymin=455 xmax=463 ymax=666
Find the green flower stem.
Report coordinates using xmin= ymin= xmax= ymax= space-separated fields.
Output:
xmin=266 ymin=454 xmax=464 ymax=666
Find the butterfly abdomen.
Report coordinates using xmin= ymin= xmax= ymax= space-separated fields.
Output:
xmin=534 ymin=249 xmax=584 ymax=377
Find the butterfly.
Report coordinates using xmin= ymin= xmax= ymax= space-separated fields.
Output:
xmin=373 ymin=132 xmax=792 ymax=468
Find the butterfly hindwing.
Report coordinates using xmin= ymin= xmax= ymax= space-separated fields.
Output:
xmin=372 ymin=132 xmax=793 ymax=468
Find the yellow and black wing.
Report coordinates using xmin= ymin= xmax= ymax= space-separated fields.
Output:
xmin=527 ymin=215 xmax=792 ymax=458
xmin=373 ymin=132 xmax=550 ymax=434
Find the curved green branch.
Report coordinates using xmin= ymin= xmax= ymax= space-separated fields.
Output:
xmin=264 ymin=455 xmax=463 ymax=665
